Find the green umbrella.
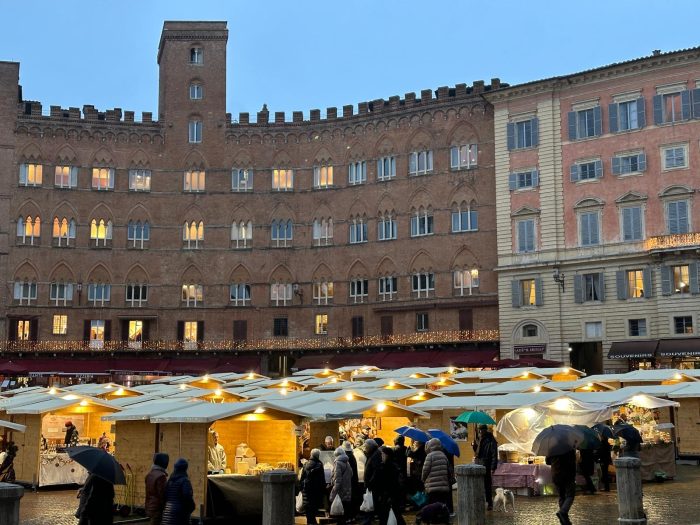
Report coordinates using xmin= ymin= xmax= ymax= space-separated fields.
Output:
xmin=455 ymin=411 xmax=496 ymax=425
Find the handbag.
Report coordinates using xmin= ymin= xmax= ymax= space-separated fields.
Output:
xmin=295 ymin=491 xmax=304 ymax=513
xmin=411 ymin=490 xmax=428 ymax=507
xmin=330 ymin=494 xmax=344 ymax=516
xmin=359 ymin=489 xmax=374 ymax=512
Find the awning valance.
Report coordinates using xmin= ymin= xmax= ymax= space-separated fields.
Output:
xmin=608 ymin=340 xmax=658 ymax=359
xmin=658 ymin=338 xmax=700 ymax=357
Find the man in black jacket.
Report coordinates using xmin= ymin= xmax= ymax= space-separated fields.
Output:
xmin=474 ymin=425 xmax=498 ymax=510
xmin=546 ymin=449 xmax=576 ymax=525
xmin=360 ymin=439 xmax=382 ymax=525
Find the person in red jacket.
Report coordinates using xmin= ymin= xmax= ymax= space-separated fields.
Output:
xmin=145 ymin=453 xmax=169 ymax=525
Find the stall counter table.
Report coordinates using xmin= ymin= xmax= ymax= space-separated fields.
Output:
xmin=39 ymin=452 xmax=88 ymax=487
xmin=491 ymin=462 xmax=552 ymax=496
xmin=206 ymin=474 xmax=264 ymax=524
xmin=639 ymin=443 xmax=676 ymax=481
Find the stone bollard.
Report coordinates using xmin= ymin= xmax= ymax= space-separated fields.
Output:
xmin=456 ymin=464 xmax=486 ymax=525
xmin=0 ymin=482 xmax=23 ymax=525
xmin=261 ymin=469 xmax=297 ymax=525
xmin=614 ymin=457 xmax=646 ymax=525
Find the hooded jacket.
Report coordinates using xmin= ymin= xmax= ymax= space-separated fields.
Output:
xmin=301 ymin=457 xmax=326 ymax=508
xmin=422 ymin=438 xmax=451 ymax=494
xmin=161 ymin=461 xmax=195 ymax=525
xmin=330 ymin=453 xmax=353 ymax=502
xmin=145 ymin=462 xmax=168 ymax=517
xmin=362 ymin=441 xmax=383 ymax=492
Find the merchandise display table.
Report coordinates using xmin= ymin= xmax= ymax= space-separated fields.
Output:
xmin=491 ymin=462 xmax=552 ymax=495
xmin=39 ymin=452 xmax=88 ymax=487
xmin=206 ymin=474 xmax=264 ymax=523
xmin=639 ymin=443 xmax=676 ymax=481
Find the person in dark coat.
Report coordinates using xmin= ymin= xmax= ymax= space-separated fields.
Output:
xmin=64 ymin=421 xmax=79 ymax=446
xmin=300 ymin=448 xmax=326 ymax=525
xmin=474 ymin=425 xmax=498 ymax=510
xmin=422 ymin=438 xmax=451 ymax=508
xmin=76 ymin=473 xmax=115 ymax=525
xmin=406 ymin=440 xmax=426 ymax=494
xmin=145 ymin=453 xmax=169 ymax=525
xmin=360 ymin=439 xmax=382 ymax=525
xmin=373 ymin=446 xmax=406 ymax=525
xmin=343 ymin=441 xmax=360 ymax=518
xmin=578 ymin=448 xmax=596 ymax=494
xmin=596 ymin=433 xmax=612 ymax=491
xmin=330 ymin=447 xmax=353 ymax=525
xmin=0 ymin=442 xmax=18 ymax=482
xmin=161 ymin=458 xmax=195 ymax=525
xmin=615 ymin=414 xmax=642 ymax=458
xmin=393 ymin=436 xmax=408 ymax=507
xmin=546 ymin=449 xmax=576 ymax=525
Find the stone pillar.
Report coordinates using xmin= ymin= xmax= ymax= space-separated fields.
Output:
xmin=0 ymin=483 xmax=23 ymax=525
xmin=261 ymin=469 xmax=296 ymax=525
xmin=456 ymin=464 xmax=486 ymax=525
xmin=614 ymin=457 xmax=646 ymax=525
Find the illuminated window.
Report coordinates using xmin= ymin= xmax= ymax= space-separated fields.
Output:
xmin=626 ymin=270 xmax=645 ymax=298
xmin=672 ymin=265 xmax=690 ymax=295
xmin=313 ymin=281 xmax=334 ymax=305
xmin=378 ymin=212 xmax=397 ymax=241
xmin=231 ymin=220 xmax=252 ymax=249
xmin=52 ymin=217 xmax=76 ymax=247
xmin=90 ymin=320 xmax=105 ymax=348
xmin=377 ymin=156 xmax=396 ymax=181
xmin=348 ymin=161 xmax=366 ymax=185
xmin=315 ymin=314 xmax=328 ymax=335
xmin=231 ymin=168 xmax=253 ymax=192
xmin=271 ymin=220 xmax=293 ymax=247
xmin=270 ymin=283 xmax=292 ymax=306
xmin=52 ymin=315 xmax=68 ymax=335
xmin=312 ymin=218 xmax=333 ymax=246
xmin=378 ymin=276 xmax=397 ymax=301
xmin=412 ymin=272 xmax=435 ymax=298
xmin=230 ymin=284 xmax=251 ymax=306
xmin=13 ymin=281 xmax=37 ymax=305
xmin=272 ymin=169 xmax=293 ymax=191
xmin=90 ymin=219 xmax=113 ymax=246
xmin=349 ymin=217 xmax=368 ymax=244
xmin=19 ymin=163 xmax=43 ymax=186
xmin=189 ymin=82 xmax=203 ymax=100
xmin=182 ymin=284 xmax=203 ymax=306
xmin=184 ymin=170 xmax=205 ymax=191
xmin=313 ymin=165 xmax=333 ymax=188
xmin=127 ymin=221 xmax=150 ymax=248
xmin=521 ymin=279 xmax=536 ymax=306
xmin=91 ymin=168 xmax=114 ymax=190
xmin=188 ymin=120 xmax=202 ymax=143
xmin=50 ymin=282 xmax=73 ymax=306
xmin=451 ymin=202 xmax=478 ymax=232
xmin=126 ymin=284 xmax=148 ymax=307
xmin=183 ymin=221 xmax=204 ymax=249
xmin=16 ymin=320 xmax=30 ymax=341
xmin=408 ymin=150 xmax=433 ymax=176
xmin=54 ymin=166 xmax=78 ymax=188
xmin=87 ymin=283 xmax=111 ymax=306
xmin=128 ymin=320 xmax=143 ymax=342
xmin=16 ymin=216 xmax=40 ymax=245
xmin=350 ymin=279 xmax=369 ymax=303
xmin=184 ymin=321 xmax=198 ymax=342
xmin=190 ymin=47 xmax=203 ymax=64
xmin=128 ymin=169 xmax=151 ymax=191
xmin=416 ymin=313 xmax=429 ymax=332
xmin=410 ymin=207 xmax=433 ymax=237
xmin=450 ymin=144 xmax=478 ymax=169
xmin=454 ymin=269 xmax=480 ymax=296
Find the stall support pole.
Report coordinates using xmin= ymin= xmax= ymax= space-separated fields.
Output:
xmin=614 ymin=457 xmax=646 ymax=525
xmin=0 ymin=482 xmax=23 ymax=525
xmin=455 ymin=464 xmax=485 ymax=525
xmin=261 ymin=469 xmax=296 ymax=525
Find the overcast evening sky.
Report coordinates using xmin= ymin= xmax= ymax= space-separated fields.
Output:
xmin=1 ymin=0 xmax=699 ymax=119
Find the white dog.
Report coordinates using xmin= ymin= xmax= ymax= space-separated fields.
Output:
xmin=493 ymin=487 xmax=516 ymax=512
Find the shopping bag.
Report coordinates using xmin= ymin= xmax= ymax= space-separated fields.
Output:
xmin=295 ymin=491 xmax=304 ymax=513
xmin=410 ymin=490 xmax=428 ymax=508
xmin=387 ymin=508 xmax=398 ymax=525
xmin=330 ymin=494 xmax=344 ymax=516
xmin=359 ymin=489 xmax=374 ymax=512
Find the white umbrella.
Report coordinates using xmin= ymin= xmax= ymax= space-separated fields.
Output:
xmin=0 ymin=420 xmax=26 ymax=432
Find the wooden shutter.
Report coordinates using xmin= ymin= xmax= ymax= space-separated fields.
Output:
xmin=176 ymin=321 xmax=184 ymax=342
xmin=196 ymin=321 xmax=204 ymax=342
xmin=638 ymin=153 xmax=646 ymax=172
xmin=690 ymin=263 xmax=699 ymax=294
xmin=597 ymin=273 xmax=606 ymax=302
xmin=534 ymin=278 xmax=544 ymax=306
xmin=642 ymin=268 xmax=653 ymax=298
xmin=351 ymin=316 xmax=364 ymax=339
xmin=608 ymin=103 xmax=618 ymax=133
xmin=508 ymin=174 xmax=517 ymax=191
xmin=570 ymin=164 xmax=579 ymax=182
xmin=380 ymin=316 xmax=393 ymax=336
xmin=7 ymin=319 xmax=17 ymax=341
xmin=511 ymin=280 xmax=522 ymax=308
xmin=29 ymin=319 xmax=38 ymax=341
xmin=652 ymin=94 xmax=663 ymax=124
xmin=660 ymin=266 xmax=672 ymax=296
xmin=622 ymin=208 xmax=633 ymax=241
xmin=616 ymin=271 xmax=628 ymax=300
xmin=612 ymin=156 xmax=621 ymax=175
xmin=681 ymin=90 xmax=692 ymax=120
xmin=573 ymin=274 xmax=584 ymax=304
xmin=233 ymin=320 xmax=247 ymax=341
xmin=632 ymin=208 xmax=642 ymax=240
xmin=104 ymin=320 xmax=112 ymax=341
xmin=143 ymin=320 xmax=151 ymax=342
xmin=580 ymin=214 xmax=590 ymax=246
xmin=668 ymin=201 xmax=679 ymax=233
xmin=531 ymin=118 xmax=539 ymax=146
xmin=692 ymin=89 xmax=700 ymax=119
xmin=593 ymin=106 xmax=602 ymax=136
xmin=532 ymin=170 xmax=539 ymax=187
xmin=568 ymin=112 xmax=577 ymax=140
xmin=458 ymin=309 xmax=473 ymax=331
xmin=120 ymin=320 xmax=128 ymax=341
xmin=591 ymin=213 xmax=600 ymax=245
xmin=636 ymin=98 xmax=646 ymax=128
xmin=506 ymin=123 xmax=515 ymax=150
xmin=83 ymin=320 xmax=91 ymax=341
xmin=594 ymin=160 xmax=603 ymax=179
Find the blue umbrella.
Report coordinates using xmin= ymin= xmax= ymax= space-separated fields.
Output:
xmin=427 ymin=428 xmax=461 ymax=457
xmin=394 ymin=426 xmax=431 ymax=443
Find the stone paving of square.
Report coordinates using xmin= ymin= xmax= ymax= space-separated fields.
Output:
xmin=18 ymin=465 xmax=700 ymax=524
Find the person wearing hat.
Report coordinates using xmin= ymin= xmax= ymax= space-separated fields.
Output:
xmin=145 ymin=453 xmax=169 ymax=525
xmin=64 ymin=421 xmax=79 ymax=447
xmin=161 ymin=458 xmax=195 ymax=525
xmin=374 ymin=446 xmax=406 ymax=525
xmin=474 ymin=425 xmax=498 ymax=510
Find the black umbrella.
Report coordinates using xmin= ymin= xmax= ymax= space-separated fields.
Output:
xmin=613 ymin=424 xmax=642 ymax=446
xmin=67 ymin=446 xmax=126 ymax=485
xmin=592 ymin=423 xmax=613 ymax=440
xmin=532 ymin=425 xmax=585 ymax=457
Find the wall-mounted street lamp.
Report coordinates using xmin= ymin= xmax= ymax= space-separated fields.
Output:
xmin=552 ymin=269 xmax=565 ymax=293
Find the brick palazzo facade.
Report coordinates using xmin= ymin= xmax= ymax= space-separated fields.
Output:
xmin=0 ymin=21 xmax=501 ymax=374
